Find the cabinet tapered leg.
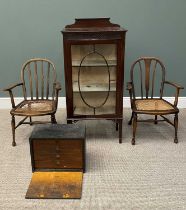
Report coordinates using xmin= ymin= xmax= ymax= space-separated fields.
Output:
xmin=116 ymin=122 xmax=119 ymax=131
xmin=119 ymin=119 xmax=123 ymax=144
xmin=11 ymin=115 xmax=16 ymax=146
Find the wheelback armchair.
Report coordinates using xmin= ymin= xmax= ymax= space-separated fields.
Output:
xmin=127 ymin=57 xmax=184 ymax=145
xmin=4 ymin=58 xmax=61 ymax=146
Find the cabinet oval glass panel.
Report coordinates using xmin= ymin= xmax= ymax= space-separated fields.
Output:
xmin=78 ymin=51 xmax=110 ymax=109
xmin=71 ymin=44 xmax=117 ymax=115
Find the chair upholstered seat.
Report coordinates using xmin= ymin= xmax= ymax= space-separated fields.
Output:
xmin=11 ymin=100 xmax=56 ymax=116
xmin=134 ymin=99 xmax=177 ymax=113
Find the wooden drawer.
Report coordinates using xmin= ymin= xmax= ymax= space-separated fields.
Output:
xmin=33 ymin=139 xmax=83 ymax=169
xmin=29 ymin=124 xmax=86 ymax=172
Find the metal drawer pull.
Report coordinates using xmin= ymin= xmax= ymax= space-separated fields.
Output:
xmin=56 ymin=161 xmax=60 ymax=165
xmin=56 ymin=154 xmax=60 ymax=158
xmin=55 ymin=146 xmax=60 ymax=151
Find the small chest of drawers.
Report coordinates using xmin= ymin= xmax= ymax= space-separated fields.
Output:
xmin=29 ymin=124 xmax=86 ymax=172
xmin=26 ymin=124 xmax=85 ymax=199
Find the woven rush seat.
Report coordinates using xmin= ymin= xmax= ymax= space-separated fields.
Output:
xmin=11 ymin=100 xmax=55 ymax=116
xmin=135 ymin=99 xmax=175 ymax=111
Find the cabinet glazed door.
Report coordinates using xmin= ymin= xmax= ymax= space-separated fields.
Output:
xmin=71 ymin=44 xmax=117 ymax=116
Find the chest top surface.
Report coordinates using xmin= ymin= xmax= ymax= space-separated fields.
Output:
xmin=30 ymin=124 xmax=85 ymax=140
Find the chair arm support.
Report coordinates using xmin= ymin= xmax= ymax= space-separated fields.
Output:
xmin=54 ymin=82 xmax=61 ymax=109
xmin=3 ymin=82 xmax=23 ymax=92
xmin=3 ymin=82 xmax=23 ymax=108
xmin=164 ymin=81 xmax=184 ymax=107
xmin=126 ymin=82 xmax=134 ymax=108
xmin=164 ymin=81 xmax=184 ymax=90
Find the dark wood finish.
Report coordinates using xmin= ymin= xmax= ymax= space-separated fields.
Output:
xmin=65 ymin=18 xmax=120 ymax=29
xmin=25 ymin=171 xmax=83 ymax=199
xmin=29 ymin=124 xmax=86 ymax=172
xmin=26 ymin=124 xmax=85 ymax=199
xmin=127 ymin=57 xmax=184 ymax=145
xmin=62 ymin=18 xmax=127 ymax=143
xmin=3 ymin=58 xmax=61 ymax=146
xmin=33 ymin=140 xmax=83 ymax=169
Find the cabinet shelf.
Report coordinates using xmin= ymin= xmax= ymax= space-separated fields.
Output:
xmin=73 ymin=105 xmax=116 ymax=116
xmin=72 ymin=60 xmax=117 ymax=67
xmin=73 ymin=81 xmax=116 ymax=92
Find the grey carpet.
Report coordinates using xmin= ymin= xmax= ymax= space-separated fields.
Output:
xmin=0 ymin=109 xmax=186 ymax=210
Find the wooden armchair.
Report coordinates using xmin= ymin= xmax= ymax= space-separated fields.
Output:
xmin=127 ymin=57 xmax=184 ymax=145
xmin=3 ymin=58 xmax=61 ymax=146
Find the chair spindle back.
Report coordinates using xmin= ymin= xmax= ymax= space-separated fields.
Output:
xmin=21 ymin=58 xmax=57 ymax=100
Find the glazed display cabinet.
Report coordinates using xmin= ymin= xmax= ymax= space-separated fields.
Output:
xmin=62 ymin=18 xmax=127 ymax=143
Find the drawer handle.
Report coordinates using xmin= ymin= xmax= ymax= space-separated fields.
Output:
xmin=55 ymin=146 xmax=60 ymax=151
xmin=56 ymin=154 xmax=61 ymax=158
xmin=56 ymin=161 xmax=60 ymax=165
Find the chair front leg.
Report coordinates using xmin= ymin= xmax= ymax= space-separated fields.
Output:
xmin=132 ymin=113 xmax=137 ymax=145
xmin=174 ymin=114 xmax=178 ymax=143
xmin=29 ymin=117 xmax=33 ymax=125
xmin=154 ymin=115 xmax=158 ymax=124
xmin=11 ymin=115 xmax=16 ymax=146
xmin=51 ymin=114 xmax=57 ymax=124
xmin=128 ymin=112 xmax=134 ymax=125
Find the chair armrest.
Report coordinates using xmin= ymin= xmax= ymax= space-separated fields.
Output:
xmin=3 ymin=82 xmax=23 ymax=92
xmin=164 ymin=81 xmax=184 ymax=90
xmin=164 ymin=81 xmax=184 ymax=107
xmin=3 ymin=82 xmax=23 ymax=108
